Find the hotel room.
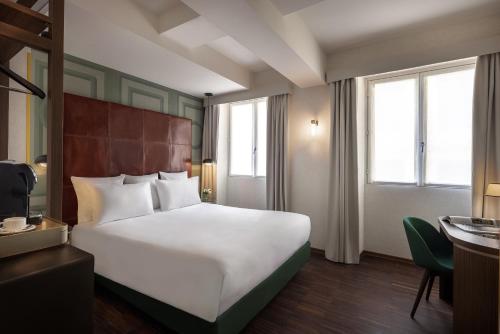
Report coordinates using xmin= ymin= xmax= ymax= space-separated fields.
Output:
xmin=1 ymin=0 xmax=500 ymax=333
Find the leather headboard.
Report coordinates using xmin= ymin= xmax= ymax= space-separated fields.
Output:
xmin=62 ymin=93 xmax=192 ymax=225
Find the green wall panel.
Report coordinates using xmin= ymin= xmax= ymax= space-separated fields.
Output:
xmin=30 ymin=51 xmax=204 ymax=199
xmin=31 ymin=51 xmax=204 ymax=164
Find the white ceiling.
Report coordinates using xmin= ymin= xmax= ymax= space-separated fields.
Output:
xmin=299 ymin=0 xmax=500 ymax=52
xmin=130 ymin=0 xmax=271 ymax=73
xmin=269 ymin=0 xmax=324 ymax=16
xmin=208 ymin=36 xmax=269 ymax=73
xmin=64 ymin=0 xmax=500 ymax=97
xmin=131 ymin=0 xmax=180 ymax=14
xmin=64 ymin=1 xmax=247 ymax=96
xmin=161 ymin=16 xmax=225 ymax=49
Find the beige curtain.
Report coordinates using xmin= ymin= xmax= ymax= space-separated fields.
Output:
xmin=202 ymin=104 xmax=220 ymax=162
xmin=472 ymin=53 xmax=500 ymax=218
xmin=325 ymin=79 xmax=359 ymax=264
xmin=266 ymin=94 xmax=288 ymax=211
xmin=202 ymin=104 xmax=219 ymax=201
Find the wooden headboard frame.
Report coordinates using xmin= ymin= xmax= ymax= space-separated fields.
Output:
xmin=62 ymin=93 xmax=192 ymax=225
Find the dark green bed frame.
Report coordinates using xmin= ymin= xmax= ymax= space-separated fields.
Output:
xmin=95 ymin=242 xmax=310 ymax=334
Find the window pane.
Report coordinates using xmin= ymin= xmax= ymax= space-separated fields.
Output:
xmin=256 ymin=101 xmax=267 ymax=176
xmin=371 ymin=78 xmax=417 ymax=183
xmin=230 ymin=103 xmax=253 ymax=175
xmin=424 ymin=68 xmax=474 ymax=185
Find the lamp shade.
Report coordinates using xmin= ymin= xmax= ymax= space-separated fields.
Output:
xmin=485 ymin=183 xmax=500 ymax=197
xmin=34 ymin=154 xmax=47 ymax=167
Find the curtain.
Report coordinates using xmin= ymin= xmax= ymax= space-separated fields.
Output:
xmin=325 ymin=79 xmax=359 ymax=264
xmin=266 ymin=94 xmax=288 ymax=211
xmin=202 ymin=104 xmax=219 ymax=162
xmin=201 ymin=104 xmax=219 ymax=202
xmin=472 ymin=53 xmax=500 ymax=218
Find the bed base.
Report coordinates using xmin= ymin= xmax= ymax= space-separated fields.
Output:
xmin=95 ymin=242 xmax=310 ymax=334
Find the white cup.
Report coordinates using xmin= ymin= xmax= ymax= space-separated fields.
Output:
xmin=3 ymin=217 xmax=27 ymax=232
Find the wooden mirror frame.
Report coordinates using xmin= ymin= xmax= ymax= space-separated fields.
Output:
xmin=0 ymin=0 xmax=65 ymax=219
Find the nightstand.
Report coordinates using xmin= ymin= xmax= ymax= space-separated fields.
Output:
xmin=0 ymin=245 xmax=94 ymax=334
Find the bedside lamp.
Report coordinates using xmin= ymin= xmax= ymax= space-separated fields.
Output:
xmin=201 ymin=158 xmax=217 ymax=202
xmin=34 ymin=154 xmax=47 ymax=168
xmin=484 ymin=183 xmax=500 ymax=219
xmin=485 ymin=183 xmax=500 ymax=197
xmin=32 ymin=154 xmax=47 ymax=176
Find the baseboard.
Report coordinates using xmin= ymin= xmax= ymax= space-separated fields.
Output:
xmin=310 ymin=247 xmax=324 ymax=256
xmin=311 ymin=248 xmax=413 ymax=265
xmin=361 ymin=250 xmax=414 ymax=265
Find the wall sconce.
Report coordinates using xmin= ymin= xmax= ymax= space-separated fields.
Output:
xmin=310 ymin=119 xmax=319 ymax=136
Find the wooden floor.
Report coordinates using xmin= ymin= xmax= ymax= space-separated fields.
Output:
xmin=94 ymin=252 xmax=452 ymax=334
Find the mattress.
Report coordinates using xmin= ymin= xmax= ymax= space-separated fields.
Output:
xmin=71 ymin=203 xmax=310 ymax=322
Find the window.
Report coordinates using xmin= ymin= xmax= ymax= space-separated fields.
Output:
xmin=368 ymin=62 xmax=475 ymax=186
xmin=229 ymin=98 xmax=267 ymax=177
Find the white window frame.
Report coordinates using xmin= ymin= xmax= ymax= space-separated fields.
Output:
xmin=228 ymin=98 xmax=267 ymax=178
xmin=366 ymin=59 xmax=476 ymax=188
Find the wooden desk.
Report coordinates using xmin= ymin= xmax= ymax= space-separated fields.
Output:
xmin=438 ymin=217 xmax=499 ymax=334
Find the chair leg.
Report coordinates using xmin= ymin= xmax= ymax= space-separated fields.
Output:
xmin=411 ymin=269 xmax=430 ymax=318
xmin=426 ymin=273 xmax=435 ymax=301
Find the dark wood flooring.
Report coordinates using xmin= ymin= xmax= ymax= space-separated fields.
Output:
xmin=94 ymin=252 xmax=452 ymax=334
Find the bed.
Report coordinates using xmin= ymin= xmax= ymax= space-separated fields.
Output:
xmin=72 ymin=204 xmax=310 ymax=333
xmin=62 ymin=94 xmax=311 ymax=333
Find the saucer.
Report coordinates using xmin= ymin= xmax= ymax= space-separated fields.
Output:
xmin=0 ymin=223 xmax=36 ymax=235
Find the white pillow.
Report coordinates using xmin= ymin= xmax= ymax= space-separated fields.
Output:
xmin=71 ymin=175 xmax=125 ymax=224
xmin=159 ymin=171 xmax=188 ymax=181
xmin=123 ymin=173 xmax=160 ymax=209
xmin=89 ymin=183 xmax=154 ymax=224
xmin=155 ymin=177 xmax=201 ymax=211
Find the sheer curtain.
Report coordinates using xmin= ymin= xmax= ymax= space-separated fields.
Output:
xmin=472 ymin=52 xmax=500 ymax=218
xmin=266 ymin=94 xmax=288 ymax=211
xmin=325 ymin=79 xmax=360 ymax=264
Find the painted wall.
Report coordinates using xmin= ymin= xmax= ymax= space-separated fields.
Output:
xmin=326 ymin=12 xmax=500 ymax=82
xmin=364 ymin=185 xmax=471 ymax=259
xmin=288 ymin=85 xmax=331 ymax=249
xmin=216 ymin=104 xmax=229 ymax=205
xmin=7 ymin=48 xmax=28 ymax=163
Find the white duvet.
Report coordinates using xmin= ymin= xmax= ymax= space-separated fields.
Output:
xmin=71 ymin=203 xmax=310 ymax=322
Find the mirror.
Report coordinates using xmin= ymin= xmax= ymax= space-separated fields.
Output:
xmin=4 ymin=48 xmax=48 ymax=215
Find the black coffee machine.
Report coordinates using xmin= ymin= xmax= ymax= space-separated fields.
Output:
xmin=0 ymin=161 xmax=38 ymax=222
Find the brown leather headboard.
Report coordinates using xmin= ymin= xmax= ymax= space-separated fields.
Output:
xmin=62 ymin=93 xmax=192 ymax=225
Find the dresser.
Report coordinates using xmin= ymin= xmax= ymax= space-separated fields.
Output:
xmin=0 ymin=245 xmax=94 ymax=334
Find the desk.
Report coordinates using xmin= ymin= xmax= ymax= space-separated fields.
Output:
xmin=438 ymin=217 xmax=499 ymax=334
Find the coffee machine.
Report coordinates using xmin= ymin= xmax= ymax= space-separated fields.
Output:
xmin=0 ymin=161 xmax=37 ymax=222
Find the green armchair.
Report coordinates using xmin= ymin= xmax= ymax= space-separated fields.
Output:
xmin=403 ymin=217 xmax=453 ymax=318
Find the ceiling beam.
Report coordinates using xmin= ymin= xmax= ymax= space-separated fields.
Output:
xmin=181 ymin=0 xmax=325 ymax=87
xmin=67 ymin=0 xmax=251 ymax=90
xmin=270 ymin=0 xmax=325 ymax=16
xmin=156 ymin=2 xmax=198 ymax=34
xmin=0 ymin=0 xmax=48 ymax=63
